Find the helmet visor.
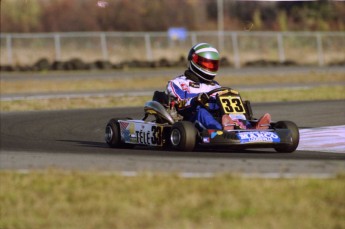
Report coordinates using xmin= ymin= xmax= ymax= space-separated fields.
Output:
xmin=192 ymin=54 xmax=219 ymax=72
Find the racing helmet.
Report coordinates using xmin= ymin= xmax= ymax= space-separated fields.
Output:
xmin=188 ymin=43 xmax=220 ymax=82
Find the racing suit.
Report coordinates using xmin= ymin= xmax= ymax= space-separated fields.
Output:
xmin=166 ymin=70 xmax=223 ymax=130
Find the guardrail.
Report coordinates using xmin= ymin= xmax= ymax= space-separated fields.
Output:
xmin=1 ymin=31 xmax=344 ymax=68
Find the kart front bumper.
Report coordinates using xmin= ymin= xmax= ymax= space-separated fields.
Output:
xmin=199 ymin=129 xmax=293 ymax=147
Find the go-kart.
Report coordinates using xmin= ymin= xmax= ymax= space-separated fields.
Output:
xmin=105 ymin=87 xmax=299 ymax=152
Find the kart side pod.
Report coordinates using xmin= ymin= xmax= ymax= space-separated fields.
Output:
xmin=144 ymin=101 xmax=175 ymax=125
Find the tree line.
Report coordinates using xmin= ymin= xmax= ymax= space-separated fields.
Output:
xmin=1 ymin=0 xmax=344 ymax=33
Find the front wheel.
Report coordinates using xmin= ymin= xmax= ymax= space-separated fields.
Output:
xmin=170 ymin=121 xmax=197 ymax=151
xmin=274 ymin=121 xmax=299 ymax=153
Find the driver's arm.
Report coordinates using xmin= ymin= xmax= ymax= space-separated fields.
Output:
xmin=166 ymin=80 xmax=197 ymax=104
xmin=166 ymin=79 xmax=219 ymax=111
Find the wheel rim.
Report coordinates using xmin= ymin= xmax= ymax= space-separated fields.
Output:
xmin=105 ymin=125 xmax=113 ymax=143
xmin=170 ymin=129 xmax=181 ymax=146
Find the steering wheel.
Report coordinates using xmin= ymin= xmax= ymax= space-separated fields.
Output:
xmin=206 ymin=87 xmax=232 ymax=96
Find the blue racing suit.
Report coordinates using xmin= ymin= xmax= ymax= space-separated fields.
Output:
xmin=166 ymin=74 xmax=223 ymax=130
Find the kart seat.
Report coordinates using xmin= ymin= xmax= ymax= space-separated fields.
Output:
xmin=152 ymin=91 xmax=169 ymax=107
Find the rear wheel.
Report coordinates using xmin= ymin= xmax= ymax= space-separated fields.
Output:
xmin=105 ymin=118 xmax=133 ymax=148
xmin=170 ymin=121 xmax=197 ymax=151
xmin=274 ymin=121 xmax=299 ymax=153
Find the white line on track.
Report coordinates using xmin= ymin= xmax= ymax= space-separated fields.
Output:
xmin=298 ymin=125 xmax=345 ymax=153
xmin=11 ymin=169 xmax=337 ymax=179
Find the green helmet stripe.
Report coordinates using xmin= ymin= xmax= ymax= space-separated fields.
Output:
xmin=194 ymin=43 xmax=208 ymax=49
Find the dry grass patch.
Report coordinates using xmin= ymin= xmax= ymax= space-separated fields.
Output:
xmin=1 ymin=72 xmax=344 ymax=94
xmin=1 ymin=77 xmax=172 ymax=94
xmin=0 ymin=96 xmax=152 ymax=112
xmin=1 ymin=70 xmax=344 ymax=112
xmin=1 ymin=86 xmax=344 ymax=112
xmin=240 ymin=86 xmax=345 ymax=102
xmin=0 ymin=170 xmax=344 ymax=229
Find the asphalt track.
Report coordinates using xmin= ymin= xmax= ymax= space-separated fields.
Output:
xmin=1 ymin=100 xmax=345 ymax=177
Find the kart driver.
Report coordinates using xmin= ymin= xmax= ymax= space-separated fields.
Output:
xmin=166 ymin=42 xmax=271 ymax=131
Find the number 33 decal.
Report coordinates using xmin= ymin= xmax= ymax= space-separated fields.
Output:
xmin=220 ymin=97 xmax=245 ymax=113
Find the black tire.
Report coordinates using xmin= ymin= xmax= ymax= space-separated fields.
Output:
xmin=274 ymin=121 xmax=299 ymax=153
xmin=105 ymin=118 xmax=133 ymax=148
xmin=170 ymin=121 xmax=197 ymax=151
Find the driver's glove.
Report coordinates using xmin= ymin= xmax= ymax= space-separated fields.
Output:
xmin=195 ymin=92 xmax=210 ymax=106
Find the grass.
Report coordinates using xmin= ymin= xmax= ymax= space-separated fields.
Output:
xmin=0 ymin=171 xmax=344 ymax=229
xmin=1 ymin=72 xmax=344 ymax=94
xmin=0 ymin=96 xmax=146 ymax=111
xmin=1 ymin=71 xmax=344 ymax=111
xmin=1 ymin=86 xmax=344 ymax=112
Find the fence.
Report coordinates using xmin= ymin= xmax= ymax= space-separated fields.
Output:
xmin=0 ymin=31 xmax=344 ymax=68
